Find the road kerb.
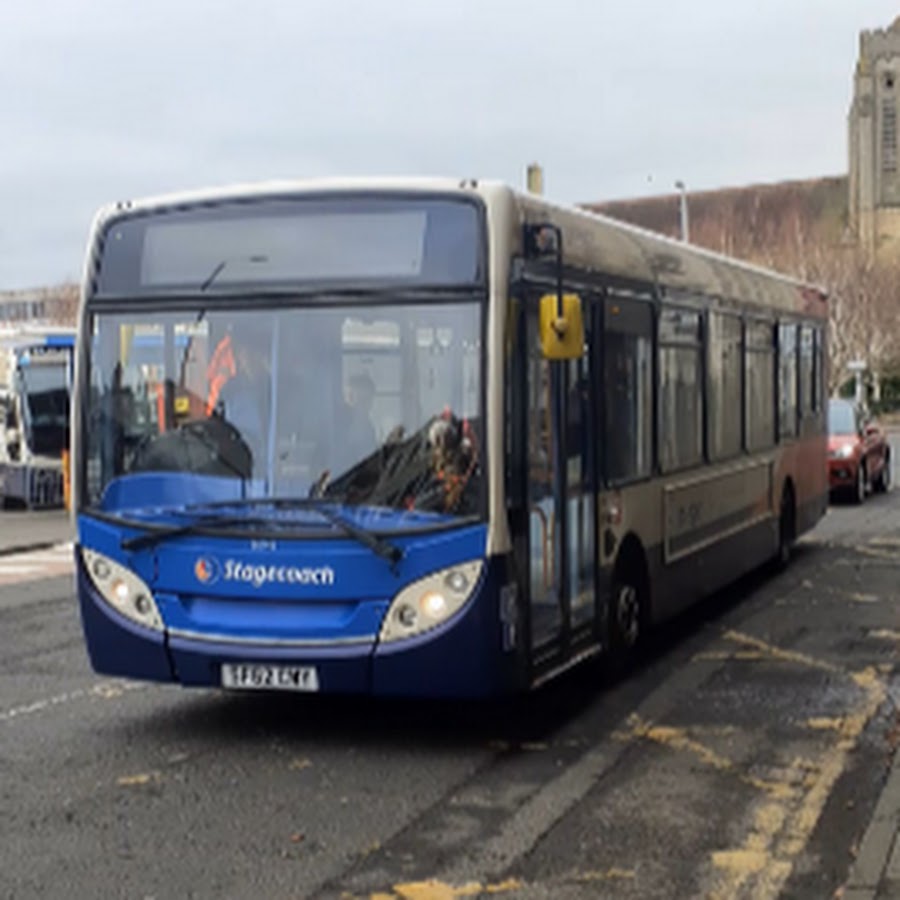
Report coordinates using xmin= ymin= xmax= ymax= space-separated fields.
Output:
xmin=842 ymin=744 xmax=900 ymax=898
xmin=0 ymin=541 xmax=63 ymax=559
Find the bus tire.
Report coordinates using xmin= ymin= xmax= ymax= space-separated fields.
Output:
xmin=774 ymin=483 xmax=796 ymax=570
xmin=603 ymin=549 xmax=647 ymax=677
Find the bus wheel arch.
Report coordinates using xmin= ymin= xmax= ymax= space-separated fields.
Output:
xmin=605 ymin=535 xmax=650 ymax=670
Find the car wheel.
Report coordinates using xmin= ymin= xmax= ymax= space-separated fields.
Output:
xmin=875 ymin=453 xmax=892 ymax=493
xmin=853 ymin=462 xmax=867 ymax=504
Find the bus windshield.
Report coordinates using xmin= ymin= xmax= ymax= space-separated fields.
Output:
xmin=83 ymin=302 xmax=483 ymax=527
xmin=20 ymin=361 xmax=70 ymax=456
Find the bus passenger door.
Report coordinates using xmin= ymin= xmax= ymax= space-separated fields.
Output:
xmin=522 ymin=296 xmax=596 ymax=665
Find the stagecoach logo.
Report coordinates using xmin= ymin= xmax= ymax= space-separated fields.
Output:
xmin=194 ymin=557 xmax=221 ymax=585
xmin=193 ymin=555 xmax=335 ymax=589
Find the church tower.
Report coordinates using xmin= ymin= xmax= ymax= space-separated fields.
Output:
xmin=849 ymin=17 xmax=900 ymax=253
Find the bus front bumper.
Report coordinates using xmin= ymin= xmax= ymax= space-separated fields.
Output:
xmin=77 ymin=555 xmax=514 ymax=698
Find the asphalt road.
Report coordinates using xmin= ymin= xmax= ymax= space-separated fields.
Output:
xmin=0 ymin=508 xmax=71 ymax=555
xmin=1 ymin=493 xmax=899 ymax=900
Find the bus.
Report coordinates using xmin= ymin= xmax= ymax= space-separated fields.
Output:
xmin=72 ymin=179 xmax=828 ymax=696
xmin=0 ymin=326 xmax=75 ymax=509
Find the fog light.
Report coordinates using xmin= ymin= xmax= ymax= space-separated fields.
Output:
xmin=92 ymin=559 xmax=111 ymax=580
xmin=134 ymin=594 xmax=152 ymax=616
xmin=397 ymin=604 xmax=417 ymax=627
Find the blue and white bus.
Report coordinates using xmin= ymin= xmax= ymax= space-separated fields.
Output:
xmin=0 ymin=326 xmax=75 ymax=508
xmin=73 ymin=179 xmax=828 ymax=696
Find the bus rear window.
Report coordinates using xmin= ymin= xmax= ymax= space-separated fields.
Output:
xmin=95 ymin=196 xmax=483 ymax=294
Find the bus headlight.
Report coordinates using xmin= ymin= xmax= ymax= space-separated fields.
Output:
xmin=81 ymin=548 xmax=163 ymax=632
xmin=379 ymin=560 xmax=483 ymax=644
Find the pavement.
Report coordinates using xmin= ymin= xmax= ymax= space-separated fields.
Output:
xmin=0 ymin=508 xmax=72 ymax=556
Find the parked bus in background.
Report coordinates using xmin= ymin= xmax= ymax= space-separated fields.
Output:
xmin=72 ymin=179 xmax=828 ymax=696
xmin=0 ymin=326 xmax=75 ymax=509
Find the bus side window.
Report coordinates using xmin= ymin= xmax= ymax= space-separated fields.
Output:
xmin=658 ymin=306 xmax=703 ymax=473
xmin=745 ymin=319 xmax=776 ymax=451
xmin=799 ymin=325 xmax=816 ymax=417
xmin=778 ymin=322 xmax=798 ymax=440
xmin=604 ymin=297 xmax=653 ymax=482
xmin=707 ymin=311 xmax=742 ymax=460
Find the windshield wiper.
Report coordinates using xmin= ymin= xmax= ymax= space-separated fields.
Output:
xmin=120 ymin=514 xmax=275 ymax=552
xmin=193 ymin=497 xmax=405 ymax=573
xmin=200 ymin=255 xmax=270 ymax=291
xmin=119 ymin=498 xmax=404 ymax=571
xmin=309 ymin=501 xmax=404 ymax=573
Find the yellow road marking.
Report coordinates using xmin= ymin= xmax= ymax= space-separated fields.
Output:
xmin=853 ymin=545 xmax=899 ymax=561
xmin=387 ymin=879 xmax=521 ymax=899
xmin=571 ymin=867 xmax=636 ymax=881
xmin=709 ymin=667 xmax=886 ymax=898
xmin=724 ymin=631 xmax=842 ymax=673
xmin=805 ymin=717 xmax=843 ymax=731
xmin=693 ymin=650 xmax=767 ymax=661
xmin=623 ymin=715 xmax=793 ymax=799
xmin=869 ymin=629 xmax=900 ymax=641
xmin=116 ymin=772 xmax=161 ymax=787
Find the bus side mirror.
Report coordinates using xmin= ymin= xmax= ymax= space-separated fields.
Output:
xmin=539 ymin=293 xmax=584 ymax=360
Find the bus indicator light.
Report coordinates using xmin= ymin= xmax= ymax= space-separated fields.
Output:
xmin=445 ymin=571 xmax=469 ymax=593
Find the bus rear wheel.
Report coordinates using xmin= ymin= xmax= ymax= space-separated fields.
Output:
xmin=774 ymin=485 xmax=796 ymax=570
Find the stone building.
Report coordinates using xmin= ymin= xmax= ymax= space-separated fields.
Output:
xmin=0 ymin=286 xmax=78 ymax=326
xmin=848 ymin=16 xmax=900 ymax=253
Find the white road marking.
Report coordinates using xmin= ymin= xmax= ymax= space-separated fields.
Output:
xmin=0 ymin=679 xmax=146 ymax=724
xmin=0 ymin=542 xmax=74 ymax=586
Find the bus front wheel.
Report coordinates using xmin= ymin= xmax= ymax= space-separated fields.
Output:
xmin=603 ymin=553 xmax=647 ymax=677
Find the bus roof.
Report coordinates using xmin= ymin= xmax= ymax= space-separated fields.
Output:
xmin=89 ymin=177 xmax=827 ymax=316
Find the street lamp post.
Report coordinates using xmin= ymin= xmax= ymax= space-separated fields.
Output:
xmin=675 ymin=180 xmax=690 ymax=242
xmin=847 ymin=359 xmax=866 ymax=406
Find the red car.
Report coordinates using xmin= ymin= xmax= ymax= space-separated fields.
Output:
xmin=828 ymin=398 xmax=891 ymax=503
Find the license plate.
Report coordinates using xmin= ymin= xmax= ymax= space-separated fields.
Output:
xmin=221 ymin=663 xmax=319 ymax=692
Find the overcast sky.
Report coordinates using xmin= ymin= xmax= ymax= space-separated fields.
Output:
xmin=2 ymin=0 xmax=899 ymax=289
